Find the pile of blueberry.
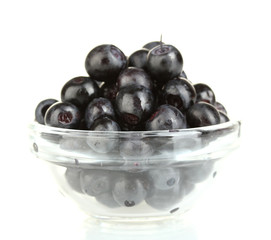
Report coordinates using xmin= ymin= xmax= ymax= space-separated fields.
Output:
xmin=35 ymin=41 xmax=229 ymax=132
xmin=65 ymin=160 xmax=215 ymax=210
xmin=34 ymin=41 xmax=228 ymax=212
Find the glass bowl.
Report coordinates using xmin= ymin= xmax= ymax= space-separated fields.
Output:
xmin=28 ymin=120 xmax=241 ymax=221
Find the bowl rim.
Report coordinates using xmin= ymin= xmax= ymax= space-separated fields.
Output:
xmin=29 ymin=120 xmax=241 ymax=137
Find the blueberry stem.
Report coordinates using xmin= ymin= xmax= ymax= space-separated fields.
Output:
xmin=160 ymin=34 xmax=163 ymax=51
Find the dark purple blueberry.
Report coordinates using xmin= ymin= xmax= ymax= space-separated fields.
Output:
xmin=115 ymin=85 xmax=155 ymax=126
xmin=215 ymin=102 xmax=227 ymax=114
xmin=186 ymin=102 xmax=220 ymax=128
xmin=119 ymin=122 xmax=145 ymax=131
xmin=194 ymin=83 xmax=216 ymax=104
xmin=65 ymin=167 xmax=82 ymax=193
xmin=86 ymin=117 xmax=120 ymax=153
xmin=145 ymin=104 xmax=186 ymax=131
xmin=127 ymin=48 xmax=149 ymax=70
xmin=44 ymin=102 xmax=81 ymax=129
xmin=117 ymin=67 xmax=153 ymax=90
xmin=146 ymin=168 xmax=183 ymax=190
xmin=183 ymin=161 xmax=215 ymax=183
xmin=180 ymin=70 xmax=188 ymax=79
xmin=112 ymin=174 xmax=147 ymax=207
xmin=35 ymin=98 xmax=58 ymax=124
xmin=145 ymin=181 xmax=186 ymax=210
xmin=219 ymin=111 xmax=230 ymax=123
xmin=61 ymin=76 xmax=99 ymax=110
xmin=162 ymin=78 xmax=196 ymax=112
xmin=143 ymin=41 xmax=164 ymax=50
xmin=80 ymin=169 xmax=113 ymax=196
xmin=85 ymin=44 xmax=127 ymax=82
xmin=84 ymin=97 xmax=116 ymax=129
xmin=147 ymin=44 xmax=183 ymax=84
xmin=100 ymin=82 xmax=118 ymax=103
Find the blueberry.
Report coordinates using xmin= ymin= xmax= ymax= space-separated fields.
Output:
xmin=143 ymin=41 xmax=164 ymax=50
xmin=117 ymin=67 xmax=153 ymax=90
xmin=85 ymin=44 xmax=127 ymax=82
xmin=100 ymin=82 xmax=118 ymax=103
xmin=112 ymin=173 xmax=148 ymax=207
xmin=61 ymin=76 xmax=99 ymax=110
xmin=86 ymin=117 xmax=120 ymax=153
xmin=80 ymin=169 xmax=113 ymax=196
xmin=219 ymin=111 xmax=230 ymax=123
xmin=162 ymin=77 xmax=196 ymax=112
xmin=95 ymin=192 xmax=120 ymax=208
xmin=85 ymin=97 xmax=116 ymax=129
xmin=147 ymin=44 xmax=183 ymax=84
xmin=215 ymin=101 xmax=227 ymax=114
xmin=186 ymin=102 xmax=220 ymax=128
xmin=65 ymin=167 xmax=83 ymax=193
xmin=115 ymin=85 xmax=155 ymax=126
xmin=35 ymin=98 xmax=58 ymax=124
xmin=127 ymin=48 xmax=149 ymax=71
xmin=194 ymin=83 xmax=216 ymax=105
xmin=145 ymin=104 xmax=187 ymax=131
xmin=183 ymin=160 xmax=215 ymax=183
xmin=145 ymin=181 xmax=186 ymax=210
xmin=119 ymin=137 xmax=154 ymax=159
xmin=180 ymin=70 xmax=188 ymax=79
xmin=44 ymin=102 xmax=81 ymax=129
xmin=146 ymin=168 xmax=183 ymax=190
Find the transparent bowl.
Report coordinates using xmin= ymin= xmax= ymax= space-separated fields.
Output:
xmin=28 ymin=120 xmax=241 ymax=222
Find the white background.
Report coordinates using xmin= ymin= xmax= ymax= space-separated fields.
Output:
xmin=0 ymin=0 xmax=270 ymax=239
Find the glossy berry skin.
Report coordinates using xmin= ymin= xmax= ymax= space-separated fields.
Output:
xmin=112 ymin=174 xmax=147 ymax=207
xmin=180 ymin=70 xmax=188 ymax=79
xmin=194 ymin=83 xmax=216 ymax=105
xmin=143 ymin=41 xmax=164 ymax=50
xmin=44 ymin=102 xmax=81 ymax=129
xmin=100 ymin=82 xmax=118 ymax=103
xmin=215 ymin=102 xmax=227 ymax=114
xmin=186 ymin=102 xmax=220 ymax=128
xmin=61 ymin=76 xmax=99 ymax=110
xmin=219 ymin=111 xmax=230 ymax=123
xmin=85 ymin=97 xmax=116 ymax=129
xmin=147 ymin=44 xmax=183 ymax=83
xmin=162 ymin=77 xmax=196 ymax=112
xmin=117 ymin=67 xmax=153 ymax=90
xmin=145 ymin=104 xmax=186 ymax=131
xmin=127 ymin=48 xmax=149 ymax=70
xmin=35 ymin=98 xmax=58 ymax=124
xmin=115 ymin=85 xmax=154 ymax=126
xmin=86 ymin=117 xmax=121 ymax=153
xmin=85 ymin=44 xmax=127 ymax=82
